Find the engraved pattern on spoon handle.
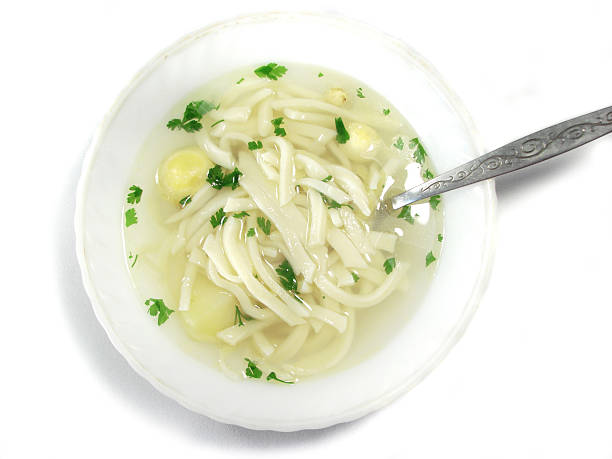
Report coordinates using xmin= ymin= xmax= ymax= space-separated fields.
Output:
xmin=391 ymin=106 xmax=612 ymax=209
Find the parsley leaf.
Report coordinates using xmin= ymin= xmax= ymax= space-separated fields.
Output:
xmin=125 ymin=208 xmax=138 ymax=227
xmin=356 ymin=87 xmax=365 ymax=98
xmin=257 ymin=217 xmax=271 ymax=235
xmin=234 ymin=306 xmax=252 ymax=326
xmin=351 ymin=272 xmax=360 ymax=283
xmin=383 ymin=257 xmax=396 ymax=274
xmin=318 ymin=72 xmax=324 ymax=77
xmin=425 ymin=251 xmax=437 ymax=267
xmin=248 ymin=140 xmax=263 ymax=150
xmin=247 ymin=227 xmax=255 ymax=237
xmin=166 ymin=100 xmax=218 ymax=133
xmin=210 ymin=119 xmax=224 ymax=128
xmin=179 ymin=195 xmax=192 ymax=208
xmin=383 ymin=108 xmax=390 ymax=116
xmin=267 ymin=372 xmax=294 ymax=384
xmin=236 ymin=77 xmax=244 ymax=84
xmin=254 ymin=63 xmax=287 ymax=80
xmin=322 ymin=175 xmax=332 ymax=182
xmin=430 ymin=195 xmax=441 ymax=210
xmin=409 ymin=137 xmax=427 ymax=164
xmin=276 ymin=259 xmax=298 ymax=292
xmin=210 ymin=208 xmax=227 ymax=228
xmin=271 ymin=117 xmax=286 ymax=137
xmin=206 ymin=165 xmax=242 ymax=190
xmin=320 ymin=193 xmax=353 ymax=210
xmin=335 ymin=117 xmax=350 ymax=144
xmin=244 ymin=358 xmax=263 ymax=378
xmin=145 ymin=298 xmax=174 ymax=326
xmin=422 ymin=168 xmax=434 ymax=180
xmin=233 ymin=211 xmax=250 ymax=219
xmin=128 ymin=251 xmax=138 ymax=268
xmin=393 ymin=136 xmax=404 ymax=150
xmin=127 ymin=185 xmax=142 ymax=204
xmin=438 ymin=233 xmax=443 ymax=242
xmin=398 ymin=205 xmax=415 ymax=224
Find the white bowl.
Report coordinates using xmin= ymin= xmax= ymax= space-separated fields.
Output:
xmin=75 ymin=12 xmax=496 ymax=431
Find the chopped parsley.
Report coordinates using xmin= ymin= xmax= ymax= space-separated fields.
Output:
xmin=210 ymin=119 xmax=224 ymax=128
xmin=409 ymin=137 xmax=427 ymax=164
xmin=351 ymin=272 xmax=360 ymax=283
xmin=322 ymin=175 xmax=333 ymax=182
xmin=276 ymin=259 xmax=298 ymax=292
xmin=356 ymin=87 xmax=365 ymax=98
xmin=430 ymin=195 xmax=441 ymax=210
xmin=271 ymin=117 xmax=286 ymax=137
xmin=383 ymin=257 xmax=396 ymax=274
xmin=248 ymin=140 xmax=263 ymax=150
xmin=233 ymin=211 xmax=250 ymax=219
xmin=398 ymin=205 xmax=415 ymax=224
xmin=254 ymin=63 xmax=287 ymax=80
xmin=320 ymin=193 xmax=353 ymax=210
xmin=318 ymin=72 xmax=324 ymax=77
xmin=422 ymin=168 xmax=434 ymax=180
xmin=127 ymin=185 xmax=142 ymax=204
xmin=393 ymin=136 xmax=404 ymax=151
xmin=128 ymin=252 xmax=138 ymax=268
xmin=206 ymin=165 xmax=243 ymax=190
xmin=335 ymin=117 xmax=350 ymax=144
xmin=267 ymin=372 xmax=294 ymax=384
xmin=125 ymin=208 xmax=138 ymax=227
xmin=257 ymin=217 xmax=271 ymax=235
xmin=234 ymin=306 xmax=252 ymax=326
xmin=166 ymin=100 xmax=218 ymax=133
xmin=383 ymin=108 xmax=390 ymax=116
xmin=438 ymin=233 xmax=443 ymax=242
xmin=236 ymin=77 xmax=244 ymax=84
xmin=425 ymin=251 xmax=437 ymax=267
xmin=210 ymin=208 xmax=227 ymax=228
xmin=179 ymin=195 xmax=192 ymax=208
xmin=247 ymin=227 xmax=255 ymax=237
xmin=244 ymin=358 xmax=263 ymax=378
xmin=145 ymin=298 xmax=174 ymax=326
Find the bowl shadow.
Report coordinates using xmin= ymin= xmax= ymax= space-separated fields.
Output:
xmin=57 ymin=147 xmax=361 ymax=448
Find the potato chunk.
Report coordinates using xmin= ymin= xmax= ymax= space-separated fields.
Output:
xmin=341 ymin=122 xmax=381 ymax=161
xmin=325 ymin=88 xmax=348 ymax=106
xmin=157 ymin=147 xmax=213 ymax=203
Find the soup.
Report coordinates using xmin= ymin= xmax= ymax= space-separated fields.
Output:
xmin=123 ymin=63 xmax=443 ymax=383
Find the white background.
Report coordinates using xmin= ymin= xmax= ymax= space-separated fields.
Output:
xmin=2 ymin=1 xmax=611 ymax=457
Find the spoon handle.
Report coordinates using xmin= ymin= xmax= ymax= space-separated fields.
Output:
xmin=391 ymin=105 xmax=612 ymax=209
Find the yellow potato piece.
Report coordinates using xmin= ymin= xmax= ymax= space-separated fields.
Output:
xmin=342 ymin=122 xmax=381 ymax=161
xmin=157 ymin=147 xmax=213 ymax=203
xmin=179 ymin=275 xmax=236 ymax=342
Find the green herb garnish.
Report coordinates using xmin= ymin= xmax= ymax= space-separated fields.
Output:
xmin=430 ymin=195 xmax=441 ymax=210
xmin=425 ymin=251 xmax=437 ymax=267
xmin=276 ymin=259 xmax=298 ymax=292
xmin=383 ymin=108 xmax=390 ymax=116
xmin=410 ymin=137 xmax=427 ymax=164
xmin=318 ymin=72 xmax=324 ymax=77
xmin=356 ymin=87 xmax=365 ymax=98
xmin=351 ymin=272 xmax=360 ymax=283
xmin=210 ymin=119 xmax=224 ymax=128
xmin=248 ymin=140 xmax=263 ymax=150
xmin=206 ymin=165 xmax=243 ymax=190
xmin=422 ymin=169 xmax=434 ymax=180
xmin=125 ymin=208 xmax=137 ymax=227
xmin=271 ymin=117 xmax=286 ymax=137
xmin=247 ymin=227 xmax=255 ymax=237
xmin=393 ymin=137 xmax=404 ymax=151
xmin=398 ymin=205 xmax=415 ymax=224
xmin=145 ymin=298 xmax=174 ymax=326
xmin=128 ymin=252 xmax=138 ymax=268
xmin=257 ymin=217 xmax=271 ymax=235
xmin=179 ymin=195 xmax=192 ymax=208
xmin=210 ymin=208 xmax=227 ymax=228
xmin=438 ymin=233 xmax=443 ymax=242
xmin=127 ymin=185 xmax=142 ymax=204
xmin=166 ymin=100 xmax=218 ymax=133
xmin=320 ymin=194 xmax=353 ymax=210
xmin=335 ymin=117 xmax=350 ymax=144
xmin=244 ymin=358 xmax=263 ymax=378
xmin=234 ymin=306 xmax=252 ymax=326
xmin=233 ymin=211 xmax=250 ymax=219
xmin=383 ymin=257 xmax=396 ymax=274
xmin=266 ymin=372 xmax=294 ymax=384
xmin=254 ymin=63 xmax=287 ymax=80
xmin=236 ymin=77 xmax=244 ymax=84
xmin=322 ymin=175 xmax=332 ymax=182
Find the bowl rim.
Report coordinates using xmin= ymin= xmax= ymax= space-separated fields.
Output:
xmin=74 ymin=11 xmax=497 ymax=431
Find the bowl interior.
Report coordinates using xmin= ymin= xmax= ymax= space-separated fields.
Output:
xmin=76 ymin=12 xmax=496 ymax=431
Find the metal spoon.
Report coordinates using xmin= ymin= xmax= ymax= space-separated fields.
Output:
xmin=391 ymin=105 xmax=612 ymax=210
